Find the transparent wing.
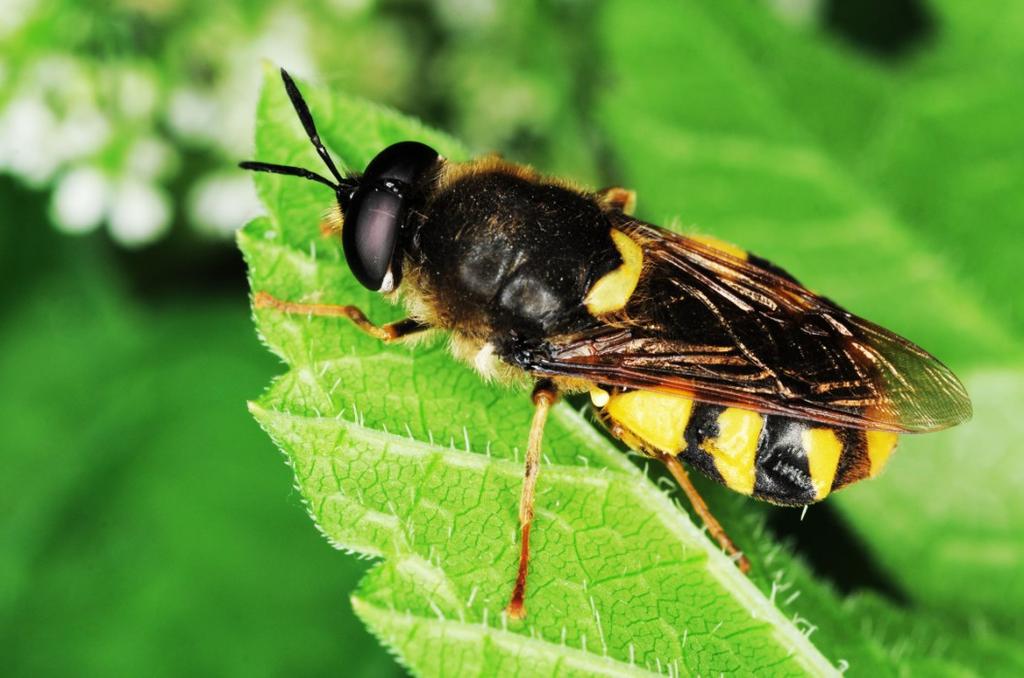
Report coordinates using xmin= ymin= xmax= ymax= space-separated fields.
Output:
xmin=521 ymin=221 xmax=971 ymax=433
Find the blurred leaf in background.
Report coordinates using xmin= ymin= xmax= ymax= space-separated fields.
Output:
xmin=0 ymin=182 xmax=401 ymax=677
xmin=2 ymin=0 xmax=1023 ymax=676
xmin=673 ymin=0 xmax=1024 ymax=625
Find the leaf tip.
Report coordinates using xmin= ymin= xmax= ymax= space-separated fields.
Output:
xmin=259 ymin=59 xmax=279 ymax=80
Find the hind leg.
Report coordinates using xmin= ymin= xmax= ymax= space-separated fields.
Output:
xmin=659 ymin=453 xmax=751 ymax=574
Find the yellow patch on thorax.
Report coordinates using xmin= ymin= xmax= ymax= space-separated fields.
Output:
xmin=803 ymin=428 xmax=843 ymax=500
xmin=584 ymin=229 xmax=644 ymax=315
xmin=865 ymin=430 xmax=899 ymax=477
xmin=604 ymin=390 xmax=693 ymax=455
xmin=702 ymin=408 xmax=763 ymax=495
xmin=691 ymin=234 xmax=749 ymax=261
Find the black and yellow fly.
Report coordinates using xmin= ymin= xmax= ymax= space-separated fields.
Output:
xmin=242 ymin=70 xmax=972 ymax=619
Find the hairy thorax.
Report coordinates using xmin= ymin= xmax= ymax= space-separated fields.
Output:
xmin=404 ymin=160 xmax=623 ymax=345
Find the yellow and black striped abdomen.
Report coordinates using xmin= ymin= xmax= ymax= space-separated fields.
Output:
xmin=596 ymin=389 xmax=898 ymax=506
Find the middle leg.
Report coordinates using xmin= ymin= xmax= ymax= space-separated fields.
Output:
xmin=506 ymin=379 xmax=558 ymax=620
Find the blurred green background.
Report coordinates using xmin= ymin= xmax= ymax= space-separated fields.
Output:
xmin=2 ymin=0 xmax=1022 ymax=676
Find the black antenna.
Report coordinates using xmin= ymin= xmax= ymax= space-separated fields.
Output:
xmin=279 ymin=68 xmax=346 ymax=186
xmin=239 ymin=68 xmax=353 ymax=194
xmin=238 ymin=161 xmax=338 ymax=190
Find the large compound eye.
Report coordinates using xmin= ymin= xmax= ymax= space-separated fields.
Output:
xmin=343 ymin=187 xmax=404 ymax=291
xmin=342 ymin=141 xmax=439 ymax=292
xmin=364 ymin=141 xmax=440 ymax=184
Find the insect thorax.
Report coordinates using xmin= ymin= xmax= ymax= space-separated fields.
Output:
xmin=408 ymin=165 xmax=622 ymax=342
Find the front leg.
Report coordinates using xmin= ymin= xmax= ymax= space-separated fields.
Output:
xmin=506 ymin=379 xmax=558 ymax=620
xmin=253 ymin=291 xmax=428 ymax=342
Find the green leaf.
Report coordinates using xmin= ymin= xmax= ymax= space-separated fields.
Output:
xmin=595 ymin=0 xmax=1019 ymax=367
xmin=837 ymin=369 xmax=1024 ymax=621
xmin=852 ymin=4 xmax=1024 ymax=337
xmin=241 ymin=67 xmax=840 ymax=676
xmin=619 ymin=0 xmax=1024 ymax=625
xmin=592 ymin=0 xmax=1024 ymax=670
xmin=0 ymin=212 xmax=398 ymax=677
xmin=687 ymin=1 xmax=1024 ymax=338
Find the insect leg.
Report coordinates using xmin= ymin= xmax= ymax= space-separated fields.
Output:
xmin=596 ymin=186 xmax=637 ymax=216
xmin=659 ymin=453 xmax=751 ymax=574
xmin=506 ymin=379 xmax=558 ymax=620
xmin=252 ymin=291 xmax=428 ymax=342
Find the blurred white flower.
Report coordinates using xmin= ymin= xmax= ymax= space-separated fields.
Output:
xmin=328 ymin=0 xmax=373 ymax=14
xmin=168 ymin=87 xmax=219 ymax=143
xmin=764 ymin=0 xmax=822 ymax=27
xmin=435 ymin=0 xmax=498 ymax=30
xmin=0 ymin=1 xmax=410 ymax=246
xmin=117 ymin=67 xmax=160 ymax=121
xmin=218 ymin=8 xmax=317 ymax=155
xmin=50 ymin=166 xmax=110 ymax=234
xmin=0 ymin=54 xmax=110 ymax=185
xmin=189 ymin=172 xmax=264 ymax=236
xmin=55 ymin=105 xmax=111 ymax=161
xmin=0 ymin=97 xmax=60 ymax=184
xmin=125 ymin=137 xmax=174 ymax=180
xmin=108 ymin=180 xmax=172 ymax=247
xmin=250 ymin=8 xmax=316 ymax=77
xmin=0 ymin=0 xmax=39 ymax=40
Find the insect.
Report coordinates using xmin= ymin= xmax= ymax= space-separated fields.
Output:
xmin=242 ymin=69 xmax=972 ymax=619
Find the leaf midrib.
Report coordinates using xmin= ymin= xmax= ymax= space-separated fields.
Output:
xmin=353 ymin=592 xmax=672 ymax=678
xmin=251 ymin=398 xmax=839 ymax=676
